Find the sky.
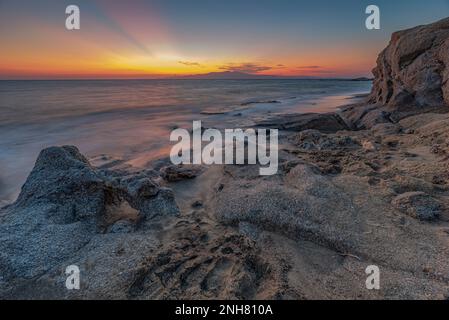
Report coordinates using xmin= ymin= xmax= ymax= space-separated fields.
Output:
xmin=0 ymin=0 xmax=448 ymax=79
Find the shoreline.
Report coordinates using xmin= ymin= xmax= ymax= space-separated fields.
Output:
xmin=2 ymin=98 xmax=449 ymax=299
xmin=0 ymin=88 xmax=370 ymax=206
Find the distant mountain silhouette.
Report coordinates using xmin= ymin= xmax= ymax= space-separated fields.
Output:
xmin=178 ymin=71 xmax=371 ymax=80
xmin=180 ymin=71 xmax=285 ymax=79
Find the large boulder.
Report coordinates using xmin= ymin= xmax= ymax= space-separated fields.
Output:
xmin=211 ymin=164 xmax=362 ymax=253
xmin=0 ymin=146 xmax=179 ymax=287
xmin=369 ymin=17 xmax=449 ymax=109
xmin=14 ymin=146 xmax=106 ymax=224
xmin=13 ymin=146 xmax=179 ymax=226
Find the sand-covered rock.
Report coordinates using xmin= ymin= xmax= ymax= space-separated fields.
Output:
xmin=371 ymin=123 xmax=402 ymax=137
xmin=338 ymin=103 xmax=394 ymax=130
xmin=212 ymin=163 xmax=359 ymax=253
xmin=292 ymin=129 xmax=360 ymax=151
xmin=208 ymin=112 xmax=449 ymax=299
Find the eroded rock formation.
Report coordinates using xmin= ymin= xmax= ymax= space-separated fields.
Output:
xmin=369 ymin=17 xmax=449 ymax=109
xmin=0 ymin=146 xmax=179 ymax=293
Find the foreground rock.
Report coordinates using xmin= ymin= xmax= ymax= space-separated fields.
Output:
xmin=210 ymin=109 xmax=449 ymax=299
xmin=0 ymin=146 xmax=179 ymax=298
xmin=2 ymin=111 xmax=449 ymax=299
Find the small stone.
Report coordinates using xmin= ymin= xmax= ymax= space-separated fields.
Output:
xmin=221 ymin=247 xmax=234 ymax=254
xmin=430 ymin=144 xmax=445 ymax=155
xmin=160 ymin=164 xmax=204 ymax=182
xmin=362 ymin=140 xmax=377 ymax=152
xmin=192 ymin=200 xmax=203 ymax=208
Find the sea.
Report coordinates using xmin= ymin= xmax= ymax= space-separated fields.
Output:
xmin=0 ymin=79 xmax=372 ymax=203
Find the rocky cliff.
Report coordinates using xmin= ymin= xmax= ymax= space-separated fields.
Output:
xmin=369 ymin=17 xmax=449 ymax=109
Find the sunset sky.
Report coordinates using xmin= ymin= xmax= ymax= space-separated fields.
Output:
xmin=1 ymin=0 xmax=449 ymax=79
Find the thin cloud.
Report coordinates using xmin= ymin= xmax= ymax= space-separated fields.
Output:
xmin=303 ymin=69 xmax=336 ymax=75
xmin=178 ymin=61 xmax=202 ymax=67
xmin=218 ymin=63 xmax=272 ymax=74
xmin=297 ymin=65 xmax=322 ymax=69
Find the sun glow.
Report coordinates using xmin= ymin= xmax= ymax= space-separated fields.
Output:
xmin=0 ymin=0 xmax=392 ymax=79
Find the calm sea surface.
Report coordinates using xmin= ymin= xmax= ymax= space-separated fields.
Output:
xmin=0 ymin=79 xmax=371 ymax=202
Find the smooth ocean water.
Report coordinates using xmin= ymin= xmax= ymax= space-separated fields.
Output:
xmin=0 ymin=79 xmax=372 ymax=203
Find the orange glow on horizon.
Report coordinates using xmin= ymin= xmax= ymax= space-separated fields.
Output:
xmin=0 ymin=50 xmax=376 ymax=79
xmin=0 ymin=2 xmax=378 ymax=79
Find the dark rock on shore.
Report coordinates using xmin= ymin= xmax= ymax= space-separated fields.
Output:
xmin=160 ymin=164 xmax=205 ymax=182
xmin=14 ymin=146 xmax=106 ymax=225
xmin=241 ymin=100 xmax=281 ymax=106
xmin=0 ymin=146 xmax=179 ymax=294
xmin=256 ymin=112 xmax=349 ymax=133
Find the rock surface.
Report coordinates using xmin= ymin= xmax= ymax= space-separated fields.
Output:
xmin=0 ymin=146 xmax=179 ymax=296
xmin=292 ymin=129 xmax=360 ymax=151
xmin=392 ymin=192 xmax=442 ymax=221
xmin=369 ymin=17 xmax=449 ymax=109
xmin=209 ymin=110 xmax=449 ymax=299
xmin=2 ymin=111 xmax=449 ymax=299
xmin=256 ymin=112 xmax=349 ymax=133
xmin=339 ymin=18 xmax=449 ymax=130
xmin=160 ymin=164 xmax=205 ymax=182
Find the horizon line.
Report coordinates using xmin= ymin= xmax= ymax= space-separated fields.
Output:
xmin=0 ymin=77 xmax=373 ymax=81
